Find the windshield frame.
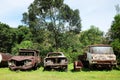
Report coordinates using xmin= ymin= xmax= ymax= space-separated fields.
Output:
xmin=89 ymin=46 xmax=114 ymax=54
xmin=19 ymin=52 xmax=35 ymax=56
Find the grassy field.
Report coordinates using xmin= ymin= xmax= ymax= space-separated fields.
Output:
xmin=0 ymin=64 xmax=120 ymax=80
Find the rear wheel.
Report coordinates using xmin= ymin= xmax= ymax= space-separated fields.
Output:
xmin=82 ymin=61 xmax=89 ymax=68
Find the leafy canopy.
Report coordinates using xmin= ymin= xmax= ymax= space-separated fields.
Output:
xmin=22 ymin=0 xmax=82 ymax=49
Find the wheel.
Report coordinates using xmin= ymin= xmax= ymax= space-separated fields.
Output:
xmin=64 ymin=66 xmax=68 ymax=72
xmin=108 ymin=65 xmax=113 ymax=70
xmin=89 ymin=64 xmax=93 ymax=70
xmin=33 ymin=64 xmax=38 ymax=70
xmin=44 ymin=66 xmax=51 ymax=71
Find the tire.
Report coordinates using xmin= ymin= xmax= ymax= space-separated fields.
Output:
xmin=44 ymin=66 xmax=51 ymax=71
xmin=64 ymin=66 xmax=68 ymax=72
xmin=33 ymin=64 xmax=38 ymax=70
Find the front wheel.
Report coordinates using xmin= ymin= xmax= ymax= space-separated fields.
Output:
xmin=63 ymin=66 xmax=68 ymax=72
xmin=33 ymin=64 xmax=39 ymax=70
xmin=43 ymin=66 xmax=51 ymax=71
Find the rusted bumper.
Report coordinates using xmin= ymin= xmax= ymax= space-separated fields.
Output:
xmin=0 ymin=53 xmax=12 ymax=67
xmin=90 ymin=60 xmax=117 ymax=69
xmin=45 ymin=64 xmax=68 ymax=68
xmin=9 ymin=65 xmax=33 ymax=70
xmin=91 ymin=60 xmax=117 ymax=65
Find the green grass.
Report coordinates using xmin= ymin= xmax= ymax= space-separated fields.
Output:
xmin=0 ymin=64 xmax=120 ymax=80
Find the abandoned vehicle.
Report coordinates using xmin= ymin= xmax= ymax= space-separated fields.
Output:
xmin=78 ymin=44 xmax=117 ymax=70
xmin=0 ymin=52 xmax=12 ymax=67
xmin=8 ymin=49 xmax=41 ymax=70
xmin=44 ymin=52 xmax=68 ymax=71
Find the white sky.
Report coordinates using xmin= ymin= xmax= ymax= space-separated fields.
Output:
xmin=0 ymin=0 xmax=120 ymax=33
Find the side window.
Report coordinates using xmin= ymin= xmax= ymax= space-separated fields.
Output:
xmin=86 ymin=47 xmax=90 ymax=52
xmin=89 ymin=47 xmax=93 ymax=53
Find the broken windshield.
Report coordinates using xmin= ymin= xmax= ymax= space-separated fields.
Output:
xmin=90 ymin=47 xmax=114 ymax=54
xmin=19 ymin=52 xmax=34 ymax=56
xmin=48 ymin=53 xmax=64 ymax=57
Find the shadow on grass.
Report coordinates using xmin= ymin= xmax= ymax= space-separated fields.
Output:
xmin=70 ymin=67 xmax=119 ymax=72
xmin=43 ymin=68 xmax=68 ymax=72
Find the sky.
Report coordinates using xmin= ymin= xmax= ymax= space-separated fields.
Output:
xmin=0 ymin=0 xmax=120 ymax=33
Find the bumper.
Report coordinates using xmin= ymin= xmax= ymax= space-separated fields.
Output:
xmin=9 ymin=65 xmax=33 ymax=70
xmin=91 ymin=60 xmax=117 ymax=65
xmin=44 ymin=64 xmax=68 ymax=68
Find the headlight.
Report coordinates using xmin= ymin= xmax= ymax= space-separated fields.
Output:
xmin=24 ymin=60 xmax=32 ymax=66
xmin=61 ymin=59 xmax=67 ymax=63
xmin=92 ymin=56 xmax=98 ymax=60
xmin=8 ymin=60 xmax=15 ymax=66
xmin=107 ymin=55 xmax=116 ymax=60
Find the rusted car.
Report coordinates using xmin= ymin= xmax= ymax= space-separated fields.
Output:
xmin=44 ymin=52 xmax=68 ymax=71
xmin=8 ymin=49 xmax=41 ymax=70
xmin=79 ymin=44 xmax=117 ymax=70
xmin=0 ymin=52 xmax=12 ymax=67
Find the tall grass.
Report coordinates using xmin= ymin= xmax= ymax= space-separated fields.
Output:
xmin=0 ymin=64 xmax=120 ymax=80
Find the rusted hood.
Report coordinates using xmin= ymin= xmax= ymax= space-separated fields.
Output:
xmin=10 ymin=56 xmax=34 ymax=61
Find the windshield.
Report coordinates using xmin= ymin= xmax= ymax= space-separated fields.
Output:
xmin=90 ymin=47 xmax=114 ymax=54
xmin=19 ymin=52 xmax=34 ymax=56
xmin=48 ymin=53 xmax=64 ymax=57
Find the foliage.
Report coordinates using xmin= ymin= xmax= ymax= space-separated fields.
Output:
xmin=65 ymin=51 xmax=83 ymax=63
xmin=22 ymin=0 xmax=81 ymax=49
xmin=111 ymin=39 xmax=120 ymax=62
xmin=79 ymin=25 xmax=104 ymax=47
xmin=16 ymin=25 xmax=32 ymax=43
xmin=110 ymin=14 xmax=120 ymax=63
xmin=115 ymin=4 xmax=120 ymax=14
xmin=110 ymin=14 xmax=120 ymax=40
xmin=0 ymin=22 xmax=15 ymax=53
xmin=12 ymin=40 xmax=33 ymax=55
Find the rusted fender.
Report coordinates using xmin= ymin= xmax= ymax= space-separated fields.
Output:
xmin=0 ymin=52 xmax=12 ymax=67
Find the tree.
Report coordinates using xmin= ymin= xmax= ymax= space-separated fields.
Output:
xmin=110 ymin=14 xmax=120 ymax=40
xmin=22 ymin=0 xmax=81 ymax=49
xmin=16 ymin=25 xmax=32 ymax=44
xmin=115 ymin=4 xmax=120 ymax=14
xmin=0 ymin=22 xmax=15 ymax=53
xmin=79 ymin=25 xmax=104 ymax=47
xmin=12 ymin=40 xmax=33 ymax=55
xmin=110 ymin=14 xmax=120 ymax=62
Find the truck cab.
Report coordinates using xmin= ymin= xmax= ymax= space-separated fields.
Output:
xmin=80 ymin=44 xmax=117 ymax=70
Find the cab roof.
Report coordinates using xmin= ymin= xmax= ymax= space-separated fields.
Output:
xmin=88 ymin=44 xmax=111 ymax=47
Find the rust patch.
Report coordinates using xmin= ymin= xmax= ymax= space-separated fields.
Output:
xmin=8 ymin=49 xmax=41 ymax=70
xmin=0 ymin=52 xmax=12 ymax=67
xmin=44 ymin=52 xmax=68 ymax=71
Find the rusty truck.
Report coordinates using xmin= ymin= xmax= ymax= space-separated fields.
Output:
xmin=78 ymin=44 xmax=117 ymax=70
xmin=8 ymin=49 xmax=41 ymax=70
xmin=0 ymin=52 xmax=12 ymax=67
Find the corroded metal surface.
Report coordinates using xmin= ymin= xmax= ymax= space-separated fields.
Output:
xmin=44 ymin=52 xmax=68 ymax=71
xmin=0 ymin=52 xmax=12 ymax=67
xmin=8 ymin=49 xmax=41 ymax=70
xmin=79 ymin=44 xmax=117 ymax=70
